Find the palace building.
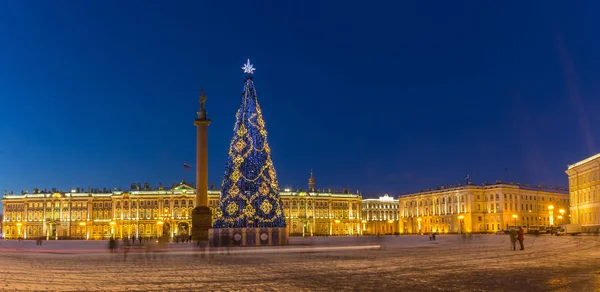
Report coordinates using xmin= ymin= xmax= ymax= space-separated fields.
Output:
xmin=1 ymin=177 xmax=363 ymax=239
xmin=362 ymin=194 xmax=399 ymax=235
xmin=398 ymin=181 xmax=569 ymax=234
xmin=566 ymin=153 xmax=600 ymax=233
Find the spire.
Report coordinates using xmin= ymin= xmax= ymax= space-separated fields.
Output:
xmin=308 ymin=169 xmax=316 ymax=192
xmin=213 ymin=60 xmax=286 ymax=229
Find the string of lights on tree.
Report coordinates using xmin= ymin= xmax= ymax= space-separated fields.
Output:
xmin=213 ymin=59 xmax=286 ymax=229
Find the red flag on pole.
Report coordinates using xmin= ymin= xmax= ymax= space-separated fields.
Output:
xmin=183 ymin=163 xmax=192 ymax=170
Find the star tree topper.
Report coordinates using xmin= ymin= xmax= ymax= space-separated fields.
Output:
xmin=242 ymin=58 xmax=256 ymax=74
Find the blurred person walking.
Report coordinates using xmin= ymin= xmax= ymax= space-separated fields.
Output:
xmin=517 ymin=227 xmax=525 ymax=251
xmin=108 ymin=238 xmax=117 ymax=253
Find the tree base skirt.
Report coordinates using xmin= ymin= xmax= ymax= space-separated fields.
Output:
xmin=208 ymin=227 xmax=288 ymax=247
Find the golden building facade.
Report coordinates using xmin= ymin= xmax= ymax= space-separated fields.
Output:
xmin=362 ymin=194 xmax=399 ymax=235
xmin=275 ymin=189 xmax=362 ymax=236
xmin=566 ymin=153 xmax=600 ymax=233
xmin=398 ymin=182 xmax=569 ymax=234
xmin=2 ymin=183 xmax=362 ymax=239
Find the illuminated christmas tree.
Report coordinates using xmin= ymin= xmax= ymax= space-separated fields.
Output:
xmin=213 ymin=59 xmax=286 ymax=229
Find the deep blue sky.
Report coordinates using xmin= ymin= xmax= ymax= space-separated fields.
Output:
xmin=1 ymin=1 xmax=599 ymax=202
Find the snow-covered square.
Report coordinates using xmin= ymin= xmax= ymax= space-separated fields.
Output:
xmin=0 ymin=234 xmax=598 ymax=291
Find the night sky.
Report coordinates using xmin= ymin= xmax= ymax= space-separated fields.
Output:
xmin=1 ymin=1 xmax=599 ymax=204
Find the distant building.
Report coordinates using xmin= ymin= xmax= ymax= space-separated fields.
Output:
xmin=398 ymin=181 xmax=569 ymax=234
xmin=362 ymin=194 xmax=399 ymax=235
xmin=1 ymin=176 xmax=362 ymax=239
xmin=566 ymin=154 xmax=600 ymax=233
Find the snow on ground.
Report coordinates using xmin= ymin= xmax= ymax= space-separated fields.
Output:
xmin=0 ymin=234 xmax=599 ymax=291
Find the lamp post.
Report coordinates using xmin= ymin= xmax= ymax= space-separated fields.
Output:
xmin=417 ymin=218 xmax=422 ymax=234
xmin=557 ymin=215 xmax=563 ymax=227
xmin=162 ymin=208 xmax=172 ymax=239
xmin=512 ymin=214 xmax=518 ymax=228
xmin=559 ymin=209 xmax=565 ymax=226
xmin=548 ymin=205 xmax=554 ymax=227
xmin=458 ymin=215 xmax=464 ymax=234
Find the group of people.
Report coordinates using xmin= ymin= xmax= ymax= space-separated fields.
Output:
xmin=509 ymin=227 xmax=525 ymax=251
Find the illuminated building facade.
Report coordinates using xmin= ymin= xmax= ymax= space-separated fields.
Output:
xmin=2 ymin=181 xmax=362 ymax=239
xmin=273 ymin=189 xmax=362 ymax=236
xmin=566 ymin=153 xmax=600 ymax=233
xmin=362 ymin=194 xmax=399 ymax=235
xmin=398 ymin=181 xmax=569 ymax=234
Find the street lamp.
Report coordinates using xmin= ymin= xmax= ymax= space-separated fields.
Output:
xmin=417 ymin=218 xmax=422 ymax=234
xmin=558 ymin=215 xmax=563 ymax=226
xmin=512 ymin=214 xmax=518 ymax=228
xmin=559 ymin=209 xmax=565 ymax=226
xmin=458 ymin=215 xmax=464 ymax=234
xmin=548 ymin=205 xmax=554 ymax=227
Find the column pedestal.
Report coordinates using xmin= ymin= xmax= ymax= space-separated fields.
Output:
xmin=192 ymin=206 xmax=212 ymax=241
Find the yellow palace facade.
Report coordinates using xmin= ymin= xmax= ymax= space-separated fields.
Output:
xmin=566 ymin=153 xmax=600 ymax=233
xmin=398 ymin=181 xmax=569 ymax=234
xmin=1 ymin=182 xmax=362 ymax=239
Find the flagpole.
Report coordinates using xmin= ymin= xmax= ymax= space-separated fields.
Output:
xmin=183 ymin=163 xmax=192 ymax=184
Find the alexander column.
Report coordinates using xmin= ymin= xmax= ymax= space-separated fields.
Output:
xmin=191 ymin=89 xmax=211 ymax=241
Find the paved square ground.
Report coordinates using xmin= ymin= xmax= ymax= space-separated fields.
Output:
xmin=0 ymin=234 xmax=598 ymax=291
